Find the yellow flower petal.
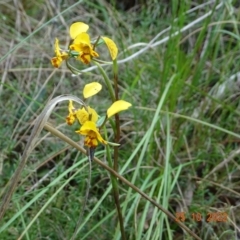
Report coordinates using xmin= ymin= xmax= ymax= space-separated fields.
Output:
xmin=68 ymin=100 xmax=75 ymax=113
xmin=72 ymin=32 xmax=90 ymax=46
xmin=76 ymin=106 xmax=98 ymax=125
xmin=107 ymin=100 xmax=132 ymax=118
xmin=83 ymin=82 xmax=102 ymax=98
xmin=54 ymin=38 xmax=61 ymax=56
xmin=101 ymin=36 xmax=118 ymax=60
xmin=70 ymin=22 xmax=89 ymax=39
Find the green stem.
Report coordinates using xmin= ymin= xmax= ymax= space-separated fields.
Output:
xmin=113 ymin=59 xmax=119 ymax=101
xmin=70 ymin=149 xmax=92 ymax=240
xmin=112 ymin=59 xmax=120 ymax=171
xmin=112 ymin=59 xmax=125 ymax=237
xmin=94 ymin=59 xmax=125 ymax=239
xmin=105 ymin=128 xmax=126 ymax=240
xmin=66 ymin=60 xmax=83 ymax=75
xmin=93 ymin=60 xmax=115 ymax=102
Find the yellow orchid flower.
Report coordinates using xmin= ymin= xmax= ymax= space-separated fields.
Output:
xmin=69 ymin=32 xmax=99 ymax=64
xmin=65 ymin=84 xmax=131 ymax=149
xmin=51 ymin=22 xmax=120 ymax=68
xmin=66 ymin=101 xmax=98 ymax=126
xmin=51 ymin=38 xmax=68 ymax=68
xmin=66 ymin=82 xmax=102 ymax=125
xmin=76 ymin=121 xmax=107 ymax=147
xmin=73 ymin=100 xmax=132 ymax=148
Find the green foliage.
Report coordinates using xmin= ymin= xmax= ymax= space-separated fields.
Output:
xmin=1 ymin=0 xmax=240 ymax=239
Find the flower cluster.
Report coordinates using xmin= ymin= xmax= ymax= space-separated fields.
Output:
xmin=66 ymin=82 xmax=131 ymax=148
xmin=51 ymin=22 xmax=131 ymax=156
xmin=51 ymin=22 xmax=118 ymax=68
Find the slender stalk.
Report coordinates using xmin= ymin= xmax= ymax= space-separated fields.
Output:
xmin=93 ymin=60 xmax=115 ymax=102
xmin=112 ymin=59 xmax=119 ymax=101
xmin=94 ymin=60 xmax=125 ymax=238
xmin=70 ymin=148 xmax=92 ymax=240
xmin=111 ymin=59 xmax=123 ymax=236
xmin=111 ymin=59 xmax=125 ymax=238
xmin=105 ymin=139 xmax=126 ymax=240
xmin=112 ymin=59 xmax=120 ymax=172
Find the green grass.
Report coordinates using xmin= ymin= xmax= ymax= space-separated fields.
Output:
xmin=1 ymin=0 xmax=240 ymax=239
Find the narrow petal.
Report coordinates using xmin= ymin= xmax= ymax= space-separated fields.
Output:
xmin=54 ymin=38 xmax=61 ymax=56
xmin=101 ymin=36 xmax=118 ymax=60
xmin=66 ymin=100 xmax=76 ymax=125
xmin=107 ymin=100 xmax=132 ymax=118
xmin=51 ymin=38 xmax=68 ymax=68
xmin=70 ymin=22 xmax=89 ymax=39
xmin=68 ymin=100 xmax=75 ymax=113
xmin=83 ymin=82 xmax=102 ymax=98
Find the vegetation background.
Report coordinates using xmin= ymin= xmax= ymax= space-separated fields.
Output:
xmin=0 ymin=0 xmax=240 ymax=239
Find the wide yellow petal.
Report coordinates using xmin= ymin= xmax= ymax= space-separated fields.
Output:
xmin=76 ymin=106 xmax=98 ymax=125
xmin=83 ymin=82 xmax=102 ymax=98
xmin=70 ymin=22 xmax=89 ymax=39
xmin=72 ymin=32 xmax=91 ymax=46
xmin=107 ymin=100 xmax=132 ymax=118
xmin=78 ymin=121 xmax=98 ymax=134
xmin=101 ymin=36 xmax=118 ymax=60
xmin=76 ymin=108 xmax=88 ymax=125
